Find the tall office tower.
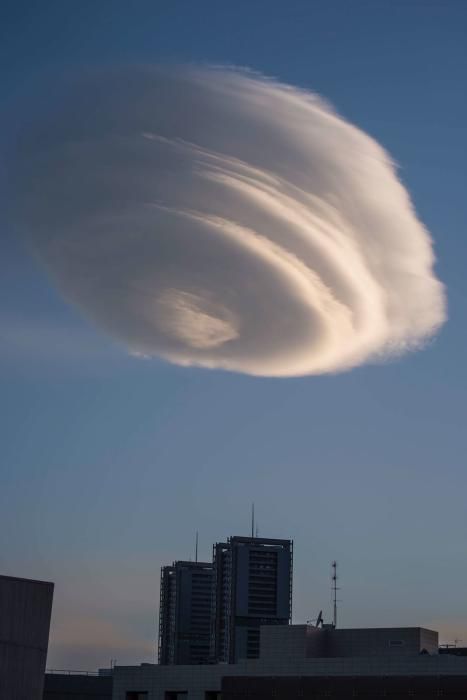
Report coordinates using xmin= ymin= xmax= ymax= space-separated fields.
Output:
xmin=158 ymin=560 xmax=214 ymax=665
xmin=210 ymin=537 xmax=293 ymax=663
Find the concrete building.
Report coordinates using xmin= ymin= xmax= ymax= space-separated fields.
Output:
xmin=112 ymin=624 xmax=467 ymax=699
xmin=210 ymin=536 xmax=292 ymax=663
xmin=0 ymin=573 xmax=54 ymax=700
xmin=221 ymin=673 xmax=467 ymax=698
xmin=158 ymin=561 xmax=213 ymax=665
xmin=440 ymin=646 xmax=467 ymax=657
xmin=43 ymin=672 xmax=112 ymax=699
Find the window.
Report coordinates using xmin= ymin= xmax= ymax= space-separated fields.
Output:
xmin=389 ymin=640 xmax=405 ymax=647
xmin=126 ymin=694 xmax=148 ymax=700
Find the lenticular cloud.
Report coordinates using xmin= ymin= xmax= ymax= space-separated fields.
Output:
xmin=11 ymin=66 xmax=446 ymax=376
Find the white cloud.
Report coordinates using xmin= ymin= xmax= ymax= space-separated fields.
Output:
xmin=10 ymin=66 xmax=446 ymax=376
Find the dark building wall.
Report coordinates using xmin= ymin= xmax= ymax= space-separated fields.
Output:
xmin=158 ymin=561 xmax=213 ymax=665
xmin=440 ymin=646 xmax=467 ymax=656
xmin=325 ymin=627 xmax=438 ymax=658
xmin=420 ymin=627 xmax=439 ymax=654
xmin=0 ymin=574 xmax=54 ymax=700
xmin=158 ymin=565 xmax=176 ymax=664
xmin=43 ymin=673 xmax=112 ymax=699
xmin=211 ymin=537 xmax=293 ymax=663
xmin=222 ymin=674 xmax=467 ymax=699
xmin=261 ymin=624 xmax=440 ymax=663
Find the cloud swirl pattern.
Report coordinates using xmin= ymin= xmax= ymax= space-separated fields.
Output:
xmin=11 ymin=67 xmax=446 ymax=376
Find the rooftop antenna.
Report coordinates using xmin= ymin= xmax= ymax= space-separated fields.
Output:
xmin=195 ymin=531 xmax=199 ymax=563
xmin=306 ymin=610 xmax=323 ymax=628
xmin=251 ymin=503 xmax=255 ymax=538
xmin=332 ymin=561 xmax=340 ymax=628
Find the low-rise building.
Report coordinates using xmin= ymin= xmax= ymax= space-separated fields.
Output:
xmin=112 ymin=623 xmax=467 ymax=699
xmin=43 ymin=671 xmax=113 ymax=699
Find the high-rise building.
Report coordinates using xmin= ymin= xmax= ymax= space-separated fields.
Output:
xmin=158 ymin=560 xmax=213 ymax=665
xmin=210 ymin=536 xmax=293 ymax=663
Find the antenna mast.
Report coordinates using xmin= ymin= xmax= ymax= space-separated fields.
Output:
xmin=251 ymin=503 xmax=255 ymax=538
xmin=195 ymin=531 xmax=199 ymax=563
xmin=332 ymin=561 xmax=339 ymax=628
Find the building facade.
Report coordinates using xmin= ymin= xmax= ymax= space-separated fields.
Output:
xmin=112 ymin=624 xmax=467 ymax=700
xmin=43 ymin=672 xmax=112 ymax=700
xmin=221 ymin=673 xmax=467 ymax=698
xmin=210 ymin=537 xmax=293 ymax=663
xmin=0 ymin=574 xmax=54 ymax=700
xmin=158 ymin=561 xmax=213 ymax=665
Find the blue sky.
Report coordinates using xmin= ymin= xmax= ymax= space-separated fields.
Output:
xmin=1 ymin=0 xmax=466 ymax=669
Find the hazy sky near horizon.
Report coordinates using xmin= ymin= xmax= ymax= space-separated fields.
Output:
xmin=1 ymin=0 xmax=466 ymax=670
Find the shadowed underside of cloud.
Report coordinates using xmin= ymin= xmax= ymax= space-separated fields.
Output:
xmin=10 ymin=66 xmax=446 ymax=376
